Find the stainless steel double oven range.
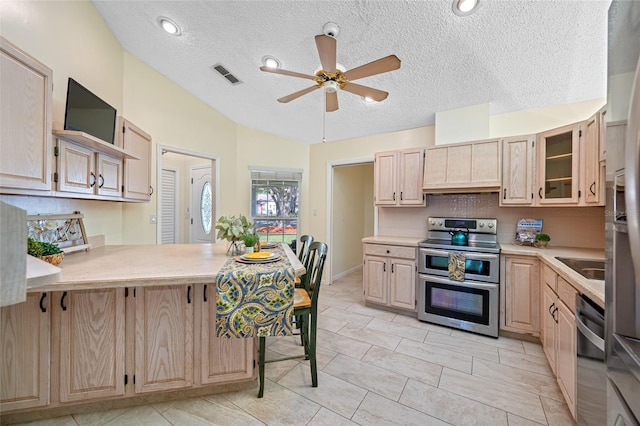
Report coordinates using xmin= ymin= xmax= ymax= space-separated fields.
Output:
xmin=417 ymin=217 xmax=500 ymax=338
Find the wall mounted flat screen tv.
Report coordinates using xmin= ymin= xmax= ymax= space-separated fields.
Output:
xmin=64 ymin=78 xmax=117 ymax=144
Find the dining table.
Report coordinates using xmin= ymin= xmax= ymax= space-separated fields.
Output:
xmin=215 ymin=243 xmax=305 ymax=338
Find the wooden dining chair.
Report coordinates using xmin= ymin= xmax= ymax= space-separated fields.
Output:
xmin=294 ymin=235 xmax=314 ymax=288
xmin=258 ymin=241 xmax=328 ymax=398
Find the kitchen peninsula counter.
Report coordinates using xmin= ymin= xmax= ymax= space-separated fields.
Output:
xmin=28 ymin=243 xmax=304 ymax=292
xmin=2 ymin=242 xmax=303 ymax=422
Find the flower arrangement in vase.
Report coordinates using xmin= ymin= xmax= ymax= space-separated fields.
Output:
xmin=215 ymin=214 xmax=253 ymax=255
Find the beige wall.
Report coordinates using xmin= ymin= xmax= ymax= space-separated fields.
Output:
xmin=0 ymin=0 xmax=126 ymax=243
xmin=120 ymin=52 xmax=241 ymax=244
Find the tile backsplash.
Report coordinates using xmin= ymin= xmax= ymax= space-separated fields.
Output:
xmin=377 ymin=193 xmax=605 ymax=249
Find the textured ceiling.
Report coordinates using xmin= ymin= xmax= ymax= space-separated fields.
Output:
xmin=92 ymin=0 xmax=610 ymax=145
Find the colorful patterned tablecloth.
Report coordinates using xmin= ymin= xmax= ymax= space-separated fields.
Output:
xmin=216 ymin=245 xmax=295 ymax=338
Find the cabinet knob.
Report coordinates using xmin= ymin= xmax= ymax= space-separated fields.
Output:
xmin=386 ymin=249 xmax=390 ymax=254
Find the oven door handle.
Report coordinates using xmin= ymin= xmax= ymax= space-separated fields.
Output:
xmin=420 ymin=248 xmax=498 ymax=261
xmin=420 ymin=274 xmax=498 ymax=290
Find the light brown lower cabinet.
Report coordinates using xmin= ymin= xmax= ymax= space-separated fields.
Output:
xmin=540 ymin=266 xmax=577 ymax=419
xmin=53 ymin=288 xmax=125 ymax=402
xmin=199 ymin=283 xmax=254 ymax=384
xmin=0 ymin=293 xmax=50 ymax=411
xmin=363 ymin=243 xmax=416 ymax=311
xmin=1 ymin=284 xmax=256 ymax=416
xmin=501 ymin=256 xmax=540 ymax=335
xmin=134 ymin=285 xmax=194 ymax=393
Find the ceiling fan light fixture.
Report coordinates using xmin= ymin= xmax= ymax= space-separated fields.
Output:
xmin=453 ymin=0 xmax=480 ymax=16
xmin=262 ymin=55 xmax=281 ymax=69
xmin=325 ymin=80 xmax=338 ymax=93
xmin=158 ymin=17 xmax=182 ymax=35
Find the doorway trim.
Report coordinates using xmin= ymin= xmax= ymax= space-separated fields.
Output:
xmin=325 ymin=157 xmax=376 ymax=285
xmin=156 ymin=144 xmax=220 ymax=245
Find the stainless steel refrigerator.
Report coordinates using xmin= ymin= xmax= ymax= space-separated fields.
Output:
xmin=606 ymin=1 xmax=640 ymax=424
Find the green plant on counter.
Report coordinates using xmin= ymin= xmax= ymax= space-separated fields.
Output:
xmin=27 ymin=238 xmax=62 ymax=256
xmin=241 ymin=233 xmax=259 ymax=248
xmin=535 ymin=233 xmax=551 ymax=242
xmin=215 ymin=214 xmax=253 ymax=242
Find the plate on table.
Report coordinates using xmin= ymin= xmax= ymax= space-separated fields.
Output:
xmin=236 ymin=252 xmax=282 ymax=263
xmin=260 ymin=242 xmax=279 ymax=249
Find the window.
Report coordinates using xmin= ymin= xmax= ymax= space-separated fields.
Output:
xmin=250 ymin=169 xmax=301 ymax=244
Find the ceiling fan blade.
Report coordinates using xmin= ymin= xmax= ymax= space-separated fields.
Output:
xmin=343 ymin=55 xmax=401 ymax=81
xmin=277 ymin=85 xmax=321 ymax=103
xmin=315 ymin=35 xmax=336 ymax=73
xmin=326 ymin=91 xmax=339 ymax=112
xmin=260 ymin=66 xmax=317 ymax=80
xmin=341 ymin=82 xmax=388 ymax=102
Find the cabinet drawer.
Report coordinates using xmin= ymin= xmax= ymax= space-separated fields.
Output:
xmin=557 ymin=277 xmax=577 ymax=312
xmin=364 ymin=244 xmax=415 ymax=259
xmin=543 ymin=265 xmax=557 ymax=293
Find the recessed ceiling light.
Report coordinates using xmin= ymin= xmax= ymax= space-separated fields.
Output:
xmin=262 ymin=55 xmax=281 ymax=69
xmin=452 ymin=0 xmax=480 ymax=16
xmin=158 ymin=17 xmax=182 ymax=36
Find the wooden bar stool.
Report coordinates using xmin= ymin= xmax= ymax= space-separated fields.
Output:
xmin=258 ymin=241 xmax=328 ymax=398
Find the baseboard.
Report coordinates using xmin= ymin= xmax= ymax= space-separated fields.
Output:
xmin=332 ymin=265 xmax=362 ymax=282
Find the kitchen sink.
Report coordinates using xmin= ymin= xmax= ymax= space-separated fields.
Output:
xmin=555 ymin=257 xmax=605 ymax=281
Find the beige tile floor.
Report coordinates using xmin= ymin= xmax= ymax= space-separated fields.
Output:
xmin=14 ymin=270 xmax=575 ymax=426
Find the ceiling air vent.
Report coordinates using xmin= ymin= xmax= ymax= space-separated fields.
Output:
xmin=212 ymin=63 xmax=242 ymax=85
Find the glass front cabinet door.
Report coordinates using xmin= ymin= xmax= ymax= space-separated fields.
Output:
xmin=536 ymin=123 xmax=580 ymax=205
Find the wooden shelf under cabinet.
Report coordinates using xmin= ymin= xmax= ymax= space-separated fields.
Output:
xmin=53 ymin=130 xmax=139 ymax=160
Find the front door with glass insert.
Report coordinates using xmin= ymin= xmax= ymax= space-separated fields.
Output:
xmin=190 ymin=165 xmax=214 ymax=243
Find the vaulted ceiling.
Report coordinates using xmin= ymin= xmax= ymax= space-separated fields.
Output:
xmin=93 ymin=0 xmax=610 ymax=145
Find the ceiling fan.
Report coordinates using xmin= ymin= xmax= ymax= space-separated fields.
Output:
xmin=260 ymin=34 xmax=401 ymax=112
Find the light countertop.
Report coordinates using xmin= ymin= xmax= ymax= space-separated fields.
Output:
xmin=501 ymin=244 xmax=605 ymax=308
xmin=27 ymin=243 xmax=304 ymax=293
xmin=362 ymin=236 xmax=424 ymax=246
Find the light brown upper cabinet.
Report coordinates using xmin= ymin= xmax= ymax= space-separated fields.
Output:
xmin=117 ymin=118 xmax=152 ymax=201
xmin=0 ymin=37 xmax=53 ymax=192
xmin=55 ymin=139 xmax=123 ymax=198
xmin=423 ymin=139 xmax=501 ymax=193
xmin=501 ymin=135 xmax=535 ymax=206
xmin=535 ymin=123 xmax=580 ymax=205
xmin=580 ymin=112 xmax=601 ymax=205
xmin=374 ymin=148 xmax=426 ymax=207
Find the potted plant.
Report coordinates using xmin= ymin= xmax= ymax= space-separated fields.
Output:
xmin=534 ymin=233 xmax=551 ymax=248
xmin=28 ymin=237 xmax=64 ymax=265
xmin=241 ymin=233 xmax=259 ymax=253
xmin=215 ymin=214 xmax=253 ymax=255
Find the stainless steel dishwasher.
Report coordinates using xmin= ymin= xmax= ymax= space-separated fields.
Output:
xmin=576 ymin=294 xmax=606 ymax=425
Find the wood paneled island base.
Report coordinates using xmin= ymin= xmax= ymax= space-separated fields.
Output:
xmin=0 ymin=244 xmax=304 ymax=423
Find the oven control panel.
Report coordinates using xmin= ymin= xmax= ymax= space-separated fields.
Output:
xmin=427 ymin=217 xmax=497 ymax=234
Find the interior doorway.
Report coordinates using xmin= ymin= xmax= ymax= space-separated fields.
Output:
xmin=326 ymin=159 xmax=376 ymax=283
xmin=156 ymin=145 xmax=219 ymax=244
